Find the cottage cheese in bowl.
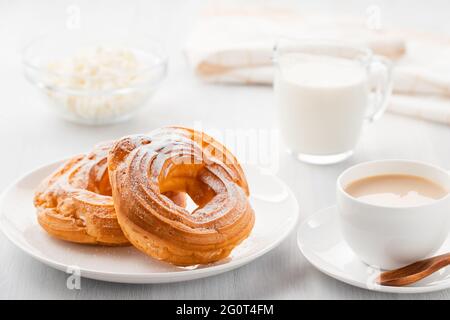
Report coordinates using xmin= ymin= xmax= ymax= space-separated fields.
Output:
xmin=23 ymin=32 xmax=167 ymax=125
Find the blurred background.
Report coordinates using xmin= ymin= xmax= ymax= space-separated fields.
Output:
xmin=2 ymin=0 xmax=449 ymax=178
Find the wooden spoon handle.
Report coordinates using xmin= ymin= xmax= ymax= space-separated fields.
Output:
xmin=378 ymin=253 xmax=450 ymax=287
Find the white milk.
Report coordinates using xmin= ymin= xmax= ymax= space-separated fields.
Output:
xmin=275 ymin=54 xmax=369 ymax=156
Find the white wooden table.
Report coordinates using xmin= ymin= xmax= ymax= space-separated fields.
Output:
xmin=1 ymin=0 xmax=450 ymax=299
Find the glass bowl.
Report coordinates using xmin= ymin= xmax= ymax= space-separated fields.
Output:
xmin=22 ymin=30 xmax=167 ymax=125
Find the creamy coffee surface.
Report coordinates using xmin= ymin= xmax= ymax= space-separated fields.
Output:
xmin=345 ymin=174 xmax=448 ymax=206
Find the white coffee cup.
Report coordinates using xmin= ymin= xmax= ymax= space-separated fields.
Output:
xmin=337 ymin=160 xmax=450 ymax=270
xmin=273 ymin=38 xmax=393 ymax=165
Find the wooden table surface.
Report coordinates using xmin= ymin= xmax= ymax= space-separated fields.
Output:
xmin=1 ymin=0 xmax=450 ymax=299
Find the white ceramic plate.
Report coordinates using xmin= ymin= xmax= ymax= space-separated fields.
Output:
xmin=298 ymin=205 xmax=450 ymax=293
xmin=0 ymin=160 xmax=298 ymax=284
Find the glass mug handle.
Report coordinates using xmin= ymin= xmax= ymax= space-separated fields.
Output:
xmin=365 ymin=55 xmax=393 ymax=123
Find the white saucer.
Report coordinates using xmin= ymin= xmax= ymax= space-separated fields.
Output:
xmin=0 ymin=160 xmax=299 ymax=284
xmin=298 ymin=205 xmax=450 ymax=294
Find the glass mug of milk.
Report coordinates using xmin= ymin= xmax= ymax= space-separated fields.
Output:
xmin=274 ymin=38 xmax=393 ymax=165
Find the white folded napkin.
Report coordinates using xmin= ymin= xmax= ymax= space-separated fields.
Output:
xmin=186 ymin=5 xmax=450 ymax=125
xmin=389 ymin=95 xmax=450 ymax=125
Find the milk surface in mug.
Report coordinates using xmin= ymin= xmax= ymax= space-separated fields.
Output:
xmin=275 ymin=54 xmax=369 ymax=155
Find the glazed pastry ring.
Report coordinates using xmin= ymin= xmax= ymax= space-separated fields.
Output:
xmin=34 ymin=141 xmax=185 ymax=246
xmin=108 ymin=127 xmax=255 ymax=265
